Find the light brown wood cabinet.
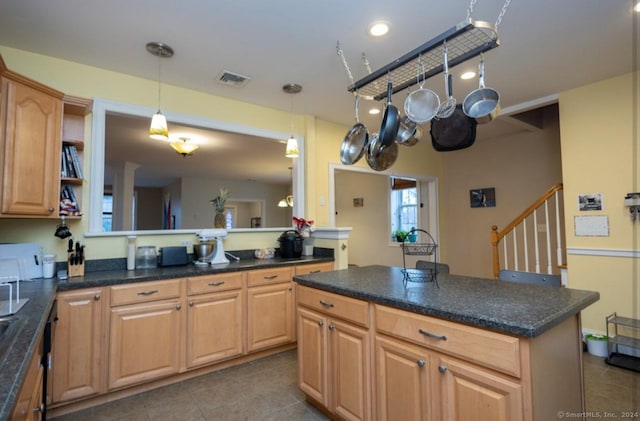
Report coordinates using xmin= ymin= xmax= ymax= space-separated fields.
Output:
xmin=12 ymin=334 xmax=44 ymax=420
xmin=294 ymin=261 xmax=334 ymax=276
xmin=246 ymin=266 xmax=295 ymax=352
xmin=186 ymin=272 xmax=244 ymax=368
xmin=52 ymin=288 xmax=105 ymax=404
xmin=108 ymin=279 xmax=184 ymax=390
xmin=297 ymin=285 xmax=371 ymax=421
xmin=0 ymin=68 xmax=63 ymax=218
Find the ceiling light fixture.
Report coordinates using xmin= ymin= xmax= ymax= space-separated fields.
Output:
xmin=146 ymin=42 xmax=174 ymax=141
xmin=278 ymin=166 xmax=294 ymax=207
xmin=369 ymin=108 xmax=380 ymax=115
xmin=170 ymin=137 xmax=199 ymax=157
xmin=368 ymin=21 xmax=390 ymax=37
xmin=635 ymin=2 xmax=640 ymax=12
xmin=460 ymin=71 xmax=476 ymax=80
xmin=283 ymin=83 xmax=302 ymax=158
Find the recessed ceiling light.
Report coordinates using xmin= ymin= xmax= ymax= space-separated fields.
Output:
xmin=369 ymin=108 xmax=380 ymax=115
xmin=460 ymin=71 xmax=476 ymax=80
xmin=635 ymin=2 xmax=640 ymax=12
xmin=368 ymin=21 xmax=390 ymax=37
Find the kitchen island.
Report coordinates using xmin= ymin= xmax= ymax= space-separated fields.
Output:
xmin=293 ymin=265 xmax=599 ymax=421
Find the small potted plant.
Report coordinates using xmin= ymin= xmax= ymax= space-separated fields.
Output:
xmin=393 ymin=230 xmax=408 ymax=242
xmin=210 ymin=188 xmax=228 ymax=228
xmin=407 ymin=228 xmax=418 ymax=243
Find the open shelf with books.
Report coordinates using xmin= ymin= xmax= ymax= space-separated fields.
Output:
xmin=60 ymin=95 xmax=92 ymax=218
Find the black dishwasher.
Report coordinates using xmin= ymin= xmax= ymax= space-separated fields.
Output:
xmin=41 ymin=300 xmax=57 ymax=420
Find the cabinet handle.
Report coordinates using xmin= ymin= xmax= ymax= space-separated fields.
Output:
xmin=137 ymin=289 xmax=159 ymax=296
xmin=189 ymin=301 xmax=194 ymax=307
xmin=417 ymin=359 xmax=425 ymax=368
xmin=48 ymin=207 xmax=54 ymax=214
xmin=418 ymin=328 xmax=447 ymax=341
xmin=208 ymin=281 xmax=225 ymax=287
xmin=33 ymin=403 xmax=44 ymax=413
xmin=319 ymin=300 xmax=334 ymax=308
xmin=264 ymin=275 xmax=279 ymax=280
xmin=94 ymin=294 xmax=101 ymax=300
xmin=328 ymin=324 xmax=335 ymax=331
xmin=310 ymin=270 xmax=321 ymax=273
xmin=318 ymin=321 xmax=324 ymax=327
xmin=438 ymin=364 xmax=447 ymax=374
xmin=288 ymin=287 xmax=292 ymax=291
xmin=176 ymin=304 xmax=181 ymax=310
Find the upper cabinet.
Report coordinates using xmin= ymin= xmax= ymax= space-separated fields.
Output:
xmin=0 ymin=55 xmax=91 ymax=219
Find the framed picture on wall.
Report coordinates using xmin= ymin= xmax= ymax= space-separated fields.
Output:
xmin=250 ymin=217 xmax=262 ymax=228
xmin=470 ymin=188 xmax=496 ymax=208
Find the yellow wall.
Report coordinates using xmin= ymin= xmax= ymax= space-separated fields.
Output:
xmin=559 ymin=72 xmax=639 ymax=331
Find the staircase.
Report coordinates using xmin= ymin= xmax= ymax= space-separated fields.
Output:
xmin=490 ymin=183 xmax=566 ymax=282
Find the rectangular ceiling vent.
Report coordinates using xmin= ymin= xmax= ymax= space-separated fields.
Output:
xmin=216 ymin=70 xmax=251 ymax=87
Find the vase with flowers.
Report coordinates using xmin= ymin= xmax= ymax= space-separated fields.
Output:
xmin=210 ymin=188 xmax=228 ymax=228
xmin=293 ymin=216 xmax=315 ymax=238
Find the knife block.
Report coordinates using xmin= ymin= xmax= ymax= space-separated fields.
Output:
xmin=67 ymin=252 xmax=85 ymax=277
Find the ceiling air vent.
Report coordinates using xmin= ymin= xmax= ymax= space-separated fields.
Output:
xmin=216 ymin=70 xmax=251 ymax=87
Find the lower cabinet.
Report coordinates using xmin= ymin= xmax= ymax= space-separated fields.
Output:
xmin=12 ymin=335 xmax=44 ymax=420
xmin=297 ymin=286 xmax=371 ymax=421
xmin=108 ymin=279 xmax=183 ymax=390
xmin=186 ymin=272 xmax=244 ymax=368
xmin=52 ymin=288 xmax=104 ymax=403
xmin=246 ymin=267 xmax=295 ymax=352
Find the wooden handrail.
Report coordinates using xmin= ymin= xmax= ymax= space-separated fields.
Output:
xmin=491 ymin=183 xmax=563 ymax=278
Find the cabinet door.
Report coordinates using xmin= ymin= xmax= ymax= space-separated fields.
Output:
xmin=246 ymin=282 xmax=294 ymax=352
xmin=297 ymin=307 xmax=328 ymax=406
xmin=186 ymin=289 xmax=243 ymax=368
xmin=12 ymin=337 xmax=44 ymax=420
xmin=53 ymin=288 xmax=104 ymax=403
xmin=329 ymin=318 xmax=371 ymax=421
xmin=0 ymin=77 xmax=61 ymax=217
xmin=109 ymin=299 xmax=182 ymax=390
xmin=436 ymin=355 xmax=523 ymax=421
xmin=375 ymin=335 xmax=432 ymax=421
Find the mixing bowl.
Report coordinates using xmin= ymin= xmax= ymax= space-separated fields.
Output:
xmin=193 ymin=243 xmax=215 ymax=263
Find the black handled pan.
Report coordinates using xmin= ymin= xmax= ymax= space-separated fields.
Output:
xmin=378 ymin=79 xmax=400 ymax=148
xmin=430 ymin=104 xmax=477 ymax=152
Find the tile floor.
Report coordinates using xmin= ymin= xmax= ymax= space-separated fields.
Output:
xmin=51 ymin=350 xmax=638 ymax=421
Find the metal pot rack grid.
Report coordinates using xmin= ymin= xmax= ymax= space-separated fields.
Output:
xmin=348 ymin=19 xmax=499 ymax=102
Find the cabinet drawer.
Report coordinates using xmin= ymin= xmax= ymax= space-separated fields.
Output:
xmin=188 ymin=272 xmax=243 ymax=295
xmin=110 ymin=279 xmax=182 ymax=306
xmin=294 ymin=262 xmax=334 ymax=276
xmin=297 ymin=285 xmax=369 ymax=328
xmin=247 ymin=266 xmax=292 ymax=287
xmin=375 ymin=304 xmax=521 ymax=377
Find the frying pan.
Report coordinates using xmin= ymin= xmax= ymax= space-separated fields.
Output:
xmin=366 ymin=133 xmax=398 ymax=171
xmin=378 ymin=79 xmax=400 ymax=148
xmin=430 ymin=104 xmax=477 ymax=152
xmin=462 ymin=54 xmax=500 ymax=124
xmin=340 ymin=95 xmax=369 ymax=165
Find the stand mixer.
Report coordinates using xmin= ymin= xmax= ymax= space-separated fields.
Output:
xmin=196 ymin=229 xmax=229 ymax=265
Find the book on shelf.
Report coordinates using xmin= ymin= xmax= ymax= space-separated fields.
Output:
xmin=61 ymin=152 xmax=67 ymax=178
xmin=63 ymin=146 xmax=76 ymax=178
xmin=68 ymin=145 xmax=83 ymax=179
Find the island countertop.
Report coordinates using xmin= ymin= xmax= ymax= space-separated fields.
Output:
xmin=292 ymin=265 xmax=599 ymax=338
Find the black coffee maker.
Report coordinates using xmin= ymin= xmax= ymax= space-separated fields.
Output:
xmin=278 ymin=230 xmax=303 ymax=258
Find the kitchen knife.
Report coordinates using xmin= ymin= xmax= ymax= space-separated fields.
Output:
xmin=75 ymin=242 xmax=80 ymax=265
xmin=68 ymin=238 xmax=74 ymax=253
xmin=79 ymin=245 xmax=84 ymax=264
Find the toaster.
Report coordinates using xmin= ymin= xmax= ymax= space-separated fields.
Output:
xmin=158 ymin=246 xmax=188 ymax=267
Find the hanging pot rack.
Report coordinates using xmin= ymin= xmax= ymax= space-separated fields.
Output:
xmin=347 ymin=18 xmax=499 ymax=102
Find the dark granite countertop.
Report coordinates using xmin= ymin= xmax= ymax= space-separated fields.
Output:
xmin=293 ymin=265 xmax=599 ymax=338
xmin=1 ymin=255 xmax=332 ymax=419
xmin=58 ymin=256 xmax=333 ymax=290
xmin=0 ymin=279 xmax=57 ymax=421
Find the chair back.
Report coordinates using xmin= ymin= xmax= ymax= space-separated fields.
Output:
xmin=498 ymin=269 xmax=561 ymax=287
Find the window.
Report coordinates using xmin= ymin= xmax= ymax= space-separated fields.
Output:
xmin=102 ymin=194 xmax=113 ymax=232
xmin=390 ymin=177 xmax=418 ymax=240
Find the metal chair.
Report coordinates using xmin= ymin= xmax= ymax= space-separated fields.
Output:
xmin=498 ymin=269 xmax=561 ymax=287
xmin=416 ymin=260 xmax=450 ymax=274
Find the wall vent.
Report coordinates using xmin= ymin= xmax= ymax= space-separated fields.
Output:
xmin=216 ymin=70 xmax=251 ymax=87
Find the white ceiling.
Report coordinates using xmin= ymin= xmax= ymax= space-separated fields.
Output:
xmin=0 ymin=0 xmax=636 ymax=184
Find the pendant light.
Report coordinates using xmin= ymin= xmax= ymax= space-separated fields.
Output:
xmin=170 ymin=137 xmax=199 ymax=157
xmin=278 ymin=166 xmax=294 ymax=207
xmin=146 ymin=42 xmax=174 ymax=140
xmin=282 ymin=83 xmax=302 ymax=158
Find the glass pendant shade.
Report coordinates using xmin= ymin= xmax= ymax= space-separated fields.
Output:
xmin=285 ymin=136 xmax=299 ymax=158
xmin=278 ymin=195 xmax=294 ymax=207
xmin=149 ymin=111 xmax=169 ymax=140
xmin=170 ymin=137 xmax=198 ymax=157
